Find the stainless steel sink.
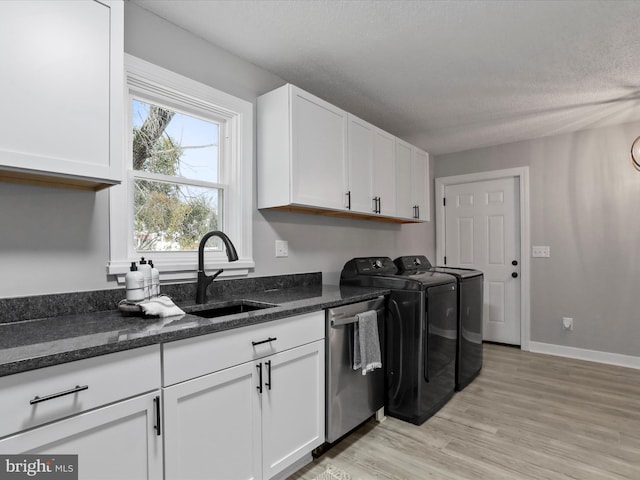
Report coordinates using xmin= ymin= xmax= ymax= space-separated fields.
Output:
xmin=187 ymin=301 xmax=277 ymax=319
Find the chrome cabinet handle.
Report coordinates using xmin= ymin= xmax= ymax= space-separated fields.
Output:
xmin=30 ymin=385 xmax=88 ymax=405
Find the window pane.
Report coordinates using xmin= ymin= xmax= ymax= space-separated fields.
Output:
xmin=132 ymin=99 xmax=219 ymax=183
xmin=134 ymin=179 xmax=221 ymax=252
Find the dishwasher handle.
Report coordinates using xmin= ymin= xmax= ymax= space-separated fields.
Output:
xmin=330 ymin=308 xmax=384 ymax=327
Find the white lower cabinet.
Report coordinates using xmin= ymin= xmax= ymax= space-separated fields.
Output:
xmin=261 ymin=341 xmax=325 ymax=479
xmin=164 ymin=340 xmax=325 ymax=480
xmin=0 ymin=314 xmax=326 ymax=480
xmin=163 ymin=361 xmax=262 ymax=480
xmin=0 ymin=345 xmax=162 ymax=479
xmin=0 ymin=391 xmax=163 ymax=479
xmin=162 ymin=312 xmax=326 ymax=480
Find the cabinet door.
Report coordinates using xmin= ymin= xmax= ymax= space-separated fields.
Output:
xmin=411 ymin=148 xmax=430 ymax=220
xmin=0 ymin=392 xmax=162 ymax=479
xmin=372 ymin=128 xmax=396 ymax=216
xmin=291 ymin=87 xmax=347 ymax=210
xmin=261 ymin=340 xmax=325 ymax=479
xmin=395 ymin=139 xmax=414 ymax=219
xmin=163 ymin=361 xmax=262 ymax=480
xmin=0 ymin=0 xmax=122 ymax=186
xmin=347 ymin=115 xmax=374 ymax=214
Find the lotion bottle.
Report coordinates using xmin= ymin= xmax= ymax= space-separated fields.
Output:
xmin=139 ymin=257 xmax=152 ymax=300
xmin=149 ymin=260 xmax=160 ymax=297
xmin=125 ymin=262 xmax=145 ymax=303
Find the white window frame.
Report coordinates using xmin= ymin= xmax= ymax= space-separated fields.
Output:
xmin=107 ymin=55 xmax=253 ymax=283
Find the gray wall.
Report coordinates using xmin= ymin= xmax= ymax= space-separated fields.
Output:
xmin=0 ymin=3 xmax=434 ymax=298
xmin=436 ymin=121 xmax=640 ymax=357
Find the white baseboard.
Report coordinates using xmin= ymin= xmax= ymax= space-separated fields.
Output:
xmin=529 ymin=342 xmax=640 ymax=370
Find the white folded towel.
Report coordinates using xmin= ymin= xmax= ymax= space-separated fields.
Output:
xmin=352 ymin=310 xmax=382 ymax=375
xmin=139 ymin=296 xmax=185 ymax=318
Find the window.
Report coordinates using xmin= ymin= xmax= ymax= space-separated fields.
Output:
xmin=108 ymin=55 xmax=253 ymax=282
xmin=132 ymin=99 xmax=222 ymax=252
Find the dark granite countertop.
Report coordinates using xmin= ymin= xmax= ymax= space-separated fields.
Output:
xmin=0 ymin=284 xmax=388 ymax=377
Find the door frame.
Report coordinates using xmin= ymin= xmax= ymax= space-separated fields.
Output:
xmin=435 ymin=167 xmax=531 ymax=351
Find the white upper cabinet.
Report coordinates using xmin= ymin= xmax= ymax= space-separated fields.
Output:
xmin=372 ymin=127 xmax=397 ymax=217
xmin=258 ymin=83 xmax=428 ymax=223
xmin=258 ymin=84 xmax=348 ymax=211
xmin=395 ymin=138 xmax=430 ymax=221
xmin=347 ymin=114 xmax=375 ymax=214
xmin=395 ymin=139 xmax=414 ymax=219
xmin=347 ymin=114 xmax=397 ymax=217
xmin=411 ymin=147 xmax=430 ymax=221
xmin=0 ymin=0 xmax=123 ymax=191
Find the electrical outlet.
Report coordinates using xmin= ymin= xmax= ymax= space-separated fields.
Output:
xmin=275 ymin=240 xmax=288 ymax=258
xmin=532 ymin=246 xmax=550 ymax=258
xmin=562 ymin=317 xmax=573 ymax=331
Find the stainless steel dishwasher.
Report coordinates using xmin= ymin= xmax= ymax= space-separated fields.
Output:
xmin=326 ymin=296 xmax=385 ymax=443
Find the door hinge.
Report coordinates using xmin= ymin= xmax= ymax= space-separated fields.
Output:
xmin=443 ymin=197 xmax=446 ymax=206
xmin=444 ymin=256 xmax=447 ymax=265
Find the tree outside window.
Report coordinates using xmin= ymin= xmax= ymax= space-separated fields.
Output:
xmin=132 ymin=99 xmax=223 ymax=252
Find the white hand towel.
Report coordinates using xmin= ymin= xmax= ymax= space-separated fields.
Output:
xmin=139 ymin=296 xmax=185 ymax=318
xmin=352 ymin=310 xmax=382 ymax=375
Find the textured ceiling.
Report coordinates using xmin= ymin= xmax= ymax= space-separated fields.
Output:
xmin=131 ymin=0 xmax=640 ymax=155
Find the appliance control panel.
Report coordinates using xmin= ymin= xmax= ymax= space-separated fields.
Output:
xmin=340 ymin=257 xmax=397 ymax=278
xmin=394 ymin=255 xmax=432 ymax=273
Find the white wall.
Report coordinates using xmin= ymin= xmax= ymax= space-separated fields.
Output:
xmin=435 ymin=121 xmax=640 ymax=358
xmin=0 ymin=184 xmax=112 ymax=296
xmin=0 ymin=3 xmax=434 ymax=298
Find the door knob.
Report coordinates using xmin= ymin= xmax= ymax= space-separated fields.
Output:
xmin=511 ymin=272 xmax=518 ymax=278
xmin=512 ymin=260 xmax=518 ymax=266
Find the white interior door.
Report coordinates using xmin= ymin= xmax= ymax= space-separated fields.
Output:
xmin=444 ymin=177 xmax=521 ymax=345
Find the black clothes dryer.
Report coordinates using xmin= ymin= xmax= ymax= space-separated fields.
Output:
xmin=340 ymin=257 xmax=458 ymax=425
xmin=394 ymin=255 xmax=483 ymax=391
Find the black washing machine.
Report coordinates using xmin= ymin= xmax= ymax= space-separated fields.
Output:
xmin=340 ymin=257 xmax=458 ymax=425
xmin=394 ymin=255 xmax=483 ymax=391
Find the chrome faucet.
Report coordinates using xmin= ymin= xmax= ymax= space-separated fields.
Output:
xmin=196 ymin=231 xmax=239 ymax=304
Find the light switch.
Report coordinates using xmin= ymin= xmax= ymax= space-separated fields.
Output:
xmin=275 ymin=240 xmax=288 ymax=257
xmin=532 ymin=246 xmax=550 ymax=258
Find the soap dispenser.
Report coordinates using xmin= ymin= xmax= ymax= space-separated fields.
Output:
xmin=149 ymin=260 xmax=160 ymax=297
xmin=139 ymin=257 xmax=152 ymax=300
xmin=125 ymin=262 xmax=145 ymax=303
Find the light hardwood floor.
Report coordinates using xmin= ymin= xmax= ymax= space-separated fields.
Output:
xmin=289 ymin=343 xmax=640 ymax=480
